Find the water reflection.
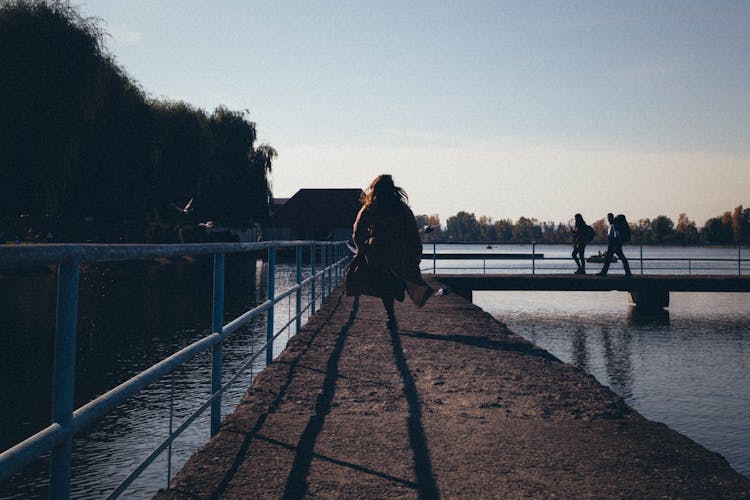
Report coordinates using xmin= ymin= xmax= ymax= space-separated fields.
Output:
xmin=474 ymin=290 xmax=750 ymax=479
xmin=627 ymin=307 xmax=670 ymax=327
xmin=571 ymin=326 xmax=588 ymax=371
xmin=600 ymin=326 xmax=633 ymax=400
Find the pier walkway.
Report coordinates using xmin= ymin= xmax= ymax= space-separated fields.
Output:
xmin=157 ymin=279 xmax=750 ymax=498
xmin=436 ymin=273 xmax=750 ymax=308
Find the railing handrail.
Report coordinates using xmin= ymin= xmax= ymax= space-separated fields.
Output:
xmin=423 ymin=242 xmax=745 ymax=276
xmin=0 ymin=240 xmax=351 ymax=499
xmin=0 ymin=241 xmax=341 ymax=267
xmin=419 ymin=241 xmax=750 ymax=247
xmin=423 ymin=254 xmax=749 ymax=262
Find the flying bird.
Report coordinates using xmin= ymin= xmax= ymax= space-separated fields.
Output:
xmin=420 ymin=225 xmax=437 ymax=234
xmin=171 ymin=197 xmax=194 ymax=215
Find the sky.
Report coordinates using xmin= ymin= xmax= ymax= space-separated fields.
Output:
xmin=79 ymin=0 xmax=750 ymax=226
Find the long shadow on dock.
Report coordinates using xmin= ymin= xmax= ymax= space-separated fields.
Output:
xmin=254 ymin=434 xmax=417 ymax=488
xmin=389 ymin=328 xmax=441 ymax=500
xmin=399 ymin=330 xmax=558 ymax=362
xmin=208 ymin=296 xmax=348 ymax=500
xmin=281 ymin=297 xmax=359 ymax=499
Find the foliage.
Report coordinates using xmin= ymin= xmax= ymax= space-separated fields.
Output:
xmin=649 ymin=215 xmax=675 ymax=243
xmin=416 ymin=205 xmax=750 ymax=245
xmin=0 ymin=1 xmax=274 ymax=243
xmin=591 ymin=218 xmax=608 ymax=242
xmin=675 ymin=213 xmax=699 ymax=244
xmin=445 ymin=212 xmax=482 ymax=242
xmin=413 ymin=214 xmax=443 ymax=242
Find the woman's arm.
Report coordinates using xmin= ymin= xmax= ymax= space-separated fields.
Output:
xmin=352 ymin=206 xmax=369 ymax=252
xmin=403 ymin=204 xmax=422 ymax=262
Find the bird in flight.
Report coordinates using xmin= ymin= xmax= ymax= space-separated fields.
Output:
xmin=171 ymin=197 xmax=194 ymax=215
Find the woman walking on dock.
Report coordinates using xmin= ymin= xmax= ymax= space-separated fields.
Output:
xmin=571 ymin=213 xmax=594 ymax=274
xmin=345 ymin=174 xmax=433 ymax=330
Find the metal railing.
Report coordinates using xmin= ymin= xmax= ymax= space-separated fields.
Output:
xmin=423 ymin=242 xmax=748 ymax=276
xmin=0 ymin=241 xmax=350 ymax=499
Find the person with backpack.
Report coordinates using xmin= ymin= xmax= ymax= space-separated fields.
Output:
xmin=597 ymin=212 xmax=632 ymax=277
xmin=571 ymin=213 xmax=594 ymax=274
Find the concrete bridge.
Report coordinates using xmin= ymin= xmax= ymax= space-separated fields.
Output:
xmin=156 ymin=279 xmax=750 ymax=498
xmin=435 ymin=274 xmax=750 ymax=309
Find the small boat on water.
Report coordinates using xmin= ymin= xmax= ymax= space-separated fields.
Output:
xmin=586 ymin=251 xmax=617 ymax=264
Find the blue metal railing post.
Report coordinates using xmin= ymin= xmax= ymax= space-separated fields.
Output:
xmin=739 ymin=246 xmax=742 ymax=276
xmin=327 ymin=245 xmax=333 ymax=296
xmin=532 ymin=242 xmax=536 ymax=275
xmin=321 ymin=245 xmax=327 ymax=302
xmin=295 ymin=245 xmax=302 ymax=334
xmin=640 ymin=241 xmax=644 ymax=275
xmin=433 ymin=242 xmax=436 ymax=274
xmin=50 ymin=260 xmax=80 ymax=500
xmin=333 ymin=245 xmax=341 ymax=288
xmin=210 ymin=253 xmax=225 ymax=436
xmin=334 ymin=244 xmax=339 ymax=283
xmin=311 ymin=243 xmax=317 ymax=314
xmin=167 ymin=370 xmax=175 ymax=487
xmin=336 ymin=244 xmax=341 ymax=282
xmin=266 ymin=247 xmax=276 ymax=365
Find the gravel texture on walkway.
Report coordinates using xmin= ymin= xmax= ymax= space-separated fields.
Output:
xmin=156 ymin=280 xmax=750 ymax=499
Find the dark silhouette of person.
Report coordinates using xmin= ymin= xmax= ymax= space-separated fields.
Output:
xmin=571 ymin=213 xmax=593 ymax=274
xmin=597 ymin=213 xmax=632 ymax=277
xmin=345 ymin=174 xmax=433 ymax=330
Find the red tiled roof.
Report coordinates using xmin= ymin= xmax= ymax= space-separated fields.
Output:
xmin=269 ymin=189 xmax=364 ymax=232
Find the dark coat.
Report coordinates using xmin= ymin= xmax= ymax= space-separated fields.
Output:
xmin=345 ymin=201 xmax=433 ymax=306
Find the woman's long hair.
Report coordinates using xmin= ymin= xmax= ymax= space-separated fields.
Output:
xmin=361 ymin=174 xmax=408 ymax=208
xmin=574 ymin=213 xmax=585 ymax=229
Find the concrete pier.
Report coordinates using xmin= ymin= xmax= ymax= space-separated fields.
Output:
xmin=436 ymin=273 xmax=750 ymax=308
xmin=156 ymin=279 xmax=750 ymax=498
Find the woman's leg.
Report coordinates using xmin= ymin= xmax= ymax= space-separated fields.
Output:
xmin=615 ymin=245 xmax=631 ymax=276
xmin=598 ymin=244 xmax=614 ymax=275
xmin=382 ymin=296 xmax=397 ymax=330
xmin=579 ymin=245 xmax=586 ymax=273
xmin=572 ymin=247 xmax=580 ymax=270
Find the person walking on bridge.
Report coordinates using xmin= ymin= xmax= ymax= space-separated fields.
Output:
xmin=571 ymin=213 xmax=594 ymax=274
xmin=345 ymin=174 xmax=433 ymax=330
xmin=597 ymin=212 xmax=632 ymax=277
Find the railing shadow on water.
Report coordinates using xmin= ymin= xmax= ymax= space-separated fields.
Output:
xmin=0 ymin=241 xmax=350 ymax=499
xmin=421 ymin=242 xmax=749 ymax=276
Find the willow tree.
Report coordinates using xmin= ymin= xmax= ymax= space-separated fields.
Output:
xmin=1 ymin=1 xmax=276 ymax=242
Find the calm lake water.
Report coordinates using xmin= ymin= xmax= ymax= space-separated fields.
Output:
xmin=466 ymin=244 xmax=750 ymax=479
xmin=1 ymin=244 xmax=748 ymax=497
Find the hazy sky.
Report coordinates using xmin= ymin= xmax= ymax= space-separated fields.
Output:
xmin=80 ymin=0 xmax=750 ymax=225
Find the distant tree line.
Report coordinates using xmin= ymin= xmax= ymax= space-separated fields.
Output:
xmin=415 ymin=205 xmax=750 ymax=245
xmin=0 ymin=1 xmax=275 ymax=243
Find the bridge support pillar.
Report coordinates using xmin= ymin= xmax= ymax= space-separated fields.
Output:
xmin=628 ymin=289 xmax=669 ymax=310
